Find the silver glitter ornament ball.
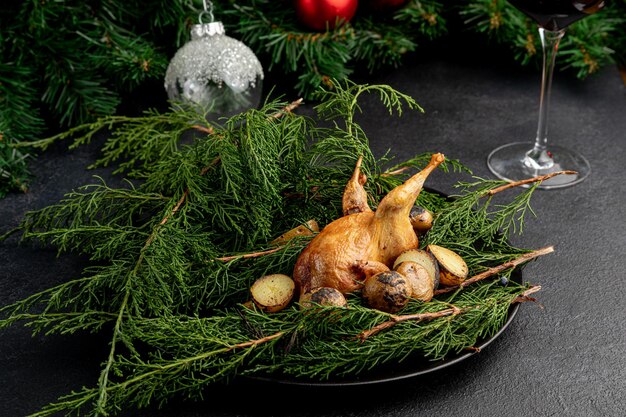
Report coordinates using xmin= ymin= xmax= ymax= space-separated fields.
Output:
xmin=164 ymin=22 xmax=264 ymax=119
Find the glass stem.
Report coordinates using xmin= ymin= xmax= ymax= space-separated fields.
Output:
xmin=524 ymin=28 xmax=565 ymax=170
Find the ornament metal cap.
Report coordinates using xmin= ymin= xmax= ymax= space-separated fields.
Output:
xmin=191 ymin=21 xmax=225 ymax=40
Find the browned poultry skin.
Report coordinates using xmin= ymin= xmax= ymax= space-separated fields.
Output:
xmin=342 ymin=156 xmax=372 ymax=216
xmin=293 ymin=153 xmax=445 ymax=295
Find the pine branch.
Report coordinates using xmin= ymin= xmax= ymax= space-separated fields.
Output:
xmin=0 ymin=62 xmax=45 ymax=196
xmin=41 ymin=50 xmax=121 ymax=126
xmin=393 ymin=0 xmax=447 ymax=40
xmin=0 ymin=141 xmax=32 ymax=197
xmin=461 ymin=0 xmax=626 ymax=78
xmin=2 ymin=0 xmax=624 ymax=201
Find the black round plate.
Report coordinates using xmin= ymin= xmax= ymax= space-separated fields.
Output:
xmin=248 ymin=266 xmax=522 ymax=387
xmin=248 ymin=188 xmax=523 ymax=386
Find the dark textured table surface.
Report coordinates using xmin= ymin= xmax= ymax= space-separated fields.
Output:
xmin=2 ymin=42 xmax=626 ymax=417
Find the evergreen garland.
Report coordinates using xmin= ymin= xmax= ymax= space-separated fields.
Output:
xmin=224 ymin=0 xmax=447 ymax=96
xmin=1 ymin=0 xmax=623 ymax=197
xmin=2 ymin=82 xmax=554 ymax=416
xmin=461 ymin=0 xmax=626 ymax=78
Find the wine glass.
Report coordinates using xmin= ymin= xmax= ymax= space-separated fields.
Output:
xmin=487 ymin=0 xmax=606 ymax=189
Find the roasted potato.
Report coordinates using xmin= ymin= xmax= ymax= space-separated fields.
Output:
xmin=250 ymin=274 xmax=295 ymax=312
xmin=362 ymin=271 xmax=411 ymax=313
xmin=393 ymin=248 xmax=440 ymax=289
xmin=427 ymin=244 xmax=468 ymax=286
xmin=271 ymin=220 xmax=320 ymax=245
xmin=299 ymin=287 xmax=348 ymax=309
xmin=395 ymin=261 xmax=434 ymax=302
xmin=409 ymin=206 xmax=434 ymax=235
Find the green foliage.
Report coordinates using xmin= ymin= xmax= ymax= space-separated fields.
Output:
xmin=226 ymin=0 xmax=447 ymax=97
xmin=0 ymin=62 xmax=42 ymax=197
xmin=0 ymin=142 xmax=31 ymax=197
xmin=0 ymin=0 xmax=191 ymax=197
xmin=423 ymin=178 xmax=537 ymax=273
xmin=1 ymin=83 xmax=548 ymax=416
xmin=460 ymin=0 xmax=626 ymax=76
xmin=1 ymin=0 xmax=623 ymax=198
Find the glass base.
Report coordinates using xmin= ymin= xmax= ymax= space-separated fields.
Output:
xmin=487 ymin=142 xmax=590 ymax=189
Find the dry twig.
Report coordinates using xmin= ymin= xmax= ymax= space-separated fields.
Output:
xmin=485 ymin=171 xmax=577 ymax=196
xmin=357 ymin=305 xmax=463 ymax=341
xmin=216 ymin=246 xmax=287 ymax=262
xmin=357 ymin=285 xmax=542 ymax=341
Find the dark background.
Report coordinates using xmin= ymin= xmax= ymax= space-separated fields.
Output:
xmin=1 ymin=38 xmax=625 ymax=416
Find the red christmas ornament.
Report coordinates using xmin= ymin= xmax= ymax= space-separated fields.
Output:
xmin=294 ymin=0 xmax=358 ymax=31
xmin=366 ymin=0 xmax=407 ymax=12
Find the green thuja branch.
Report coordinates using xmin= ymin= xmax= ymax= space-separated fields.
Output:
xmin=423 ymin=170 xmax=573 ymax=273
xmin=24 ymin=280 xmax=537 ymax=416
xmin=1 ymin=83 xmax=551 ymax=416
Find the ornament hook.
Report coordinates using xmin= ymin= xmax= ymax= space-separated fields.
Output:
xmin=199 ymin=0 xmax=214 ymax=24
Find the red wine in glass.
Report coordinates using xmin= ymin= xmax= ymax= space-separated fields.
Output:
xmin=508 ymin=0 xmax=606 ymax=30
xmin=487 ymin=0 xmax=606 ymax=189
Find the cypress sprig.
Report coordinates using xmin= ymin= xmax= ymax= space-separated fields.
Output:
xmin=1 ymin=83 xmax=552 ymax=416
